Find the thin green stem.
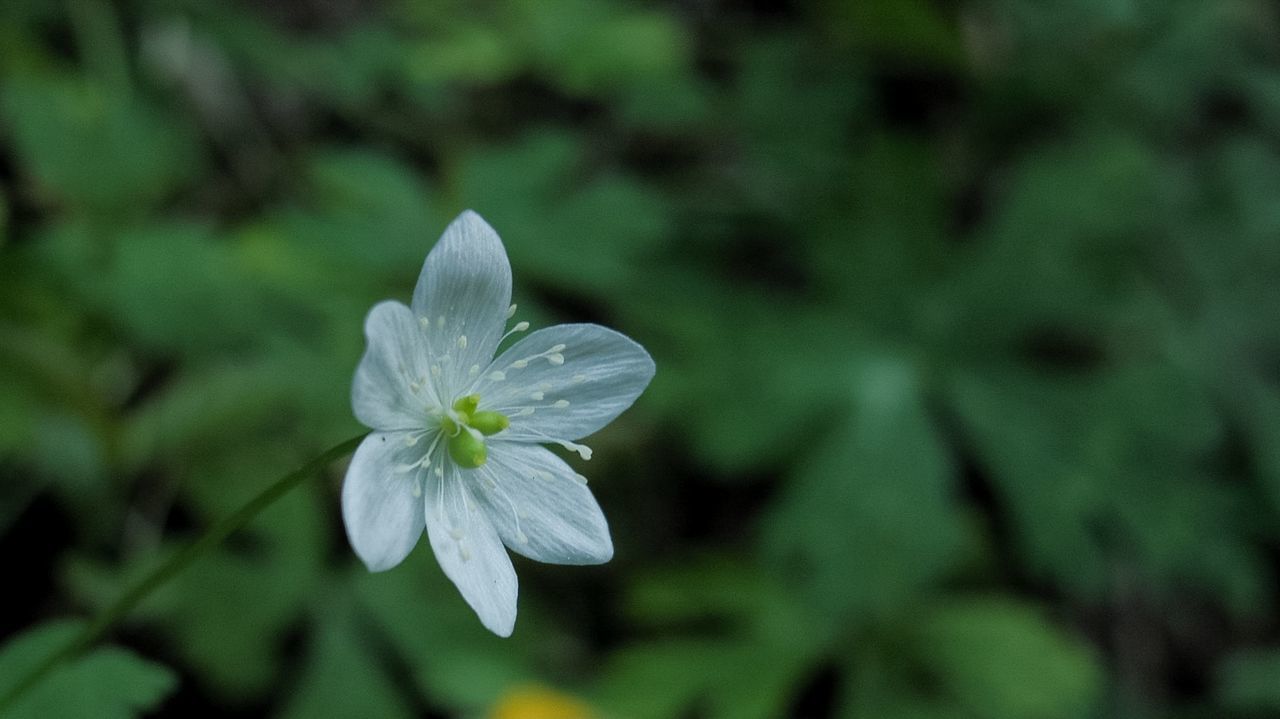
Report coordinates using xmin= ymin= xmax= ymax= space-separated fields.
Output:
xmin=0 ymin=433 xmax=367 ymax=713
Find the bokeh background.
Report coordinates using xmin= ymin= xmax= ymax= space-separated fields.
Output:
xmin=3 ymin=0 xmax=1280 ymax=717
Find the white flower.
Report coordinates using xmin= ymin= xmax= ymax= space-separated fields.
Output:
xmin=342 ymin=210 xmax=655 ymax=636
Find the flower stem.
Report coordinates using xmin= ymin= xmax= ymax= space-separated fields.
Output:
xmin=0 ymin=433 xmax=367 ymax=712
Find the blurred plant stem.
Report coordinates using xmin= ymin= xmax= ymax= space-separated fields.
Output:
xmin=0 ymin=433 xmax=367 ymax=713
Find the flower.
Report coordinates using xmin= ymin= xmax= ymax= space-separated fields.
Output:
xmin=342 ymin=210 xmax=655 ymax=636
xmin=488 ymin=684 xmax=598 ymax=719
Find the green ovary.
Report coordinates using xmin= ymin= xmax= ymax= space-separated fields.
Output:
xmin=441 ymin=394 xmax=509 ymax=469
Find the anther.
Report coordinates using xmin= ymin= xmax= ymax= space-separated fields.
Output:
xmin=419 ymin=316 xmax=430 ymax=329
xmin=506 ymin=304 xmax=518 ymax=319
xmin=470 ymin=364 xmax=480 ymax=376
xmin=547 ymin=354 xmax=565 ymax=365
xmin=511 ymin=359 xmax=528 ymax=369
xmin=488 ymin=371 xmax=506 ymax=381
xmin=457 ymin=335 xmax=468 ymax=349
xmin=553 ymin=400 xmax=570 ymax=408
xmin=530 ymin=391 xmax=544 ymax=401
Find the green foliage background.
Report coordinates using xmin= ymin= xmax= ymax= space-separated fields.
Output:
xmin=1 ymin=0 xmax=1279 ymax=717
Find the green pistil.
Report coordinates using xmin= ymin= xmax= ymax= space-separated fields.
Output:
xmin=470 ymin=411 xmax=509 ymax=435
xmin=441 ymin=394 xmax=509 ymax=469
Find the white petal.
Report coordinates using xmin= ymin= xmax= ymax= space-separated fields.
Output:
xmin=474 ymin=324 xmax=655 ymax=442
xmin=412 ymin=211 xmax=513 ymax=396
xmin=424 ymin=461 xmax=518 ymax=636
xmin=476 ymin=442 xmax=613 ymax=565
xmin=342 ymin=432 xmax=429 ymax=572
xmin=352 ymin=301 xmax=435 ymax=431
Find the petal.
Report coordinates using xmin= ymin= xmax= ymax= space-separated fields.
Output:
xmin=424 ymin=461 xmax=518 ymax=636
xmin=476 ymin=442 xmax=613 ymax=565
xmin=412 ymin=211 xmax=513 ymax=396
xmin=352 ymin=301 xmax=436 ymax=431
xmin=342 ymin=431 xmax=428 ymax=572
xmin=473 ymin=324 xmax=655 ymax=442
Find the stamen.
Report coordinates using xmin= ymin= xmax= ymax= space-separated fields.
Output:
xmin=567 ymin=441 xmax=592 ymax=461
xmin=457 ymin=335 xmax=468 ymax=349
xmin=545 ymin=438 xmax=592 ymax=461
xmin=511 ymin=359 xmax=528 ymax=369
xmin=573 ymin=374 xmax=588 ymax=383
xmin=488 ymin=371 xmax=506 ymax=381
xmin=553 ymin=399 xmax=570 ymax=408
xmin=499 ymin=321 xmax=531 ymax=344
xmin=483 ymin=467 xmax=528 ymax=545
xmin=530 ymin=391 xmax=544 ymax=401
xmin=506 ymin=304 xmax=518 ymax=319
xmin=513 ymin=407 xmax=535 ymax=417
xmin=549 ymin=344 xmax=566 ymax=353
xmin=547 ymin=353 xmax=564 ymax=365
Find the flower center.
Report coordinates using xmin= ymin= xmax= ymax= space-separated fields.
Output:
xmin=439 ymin=394 xmax=509 ymax=469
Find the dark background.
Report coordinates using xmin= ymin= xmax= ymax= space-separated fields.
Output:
xmin=2 ymin=0 xmax=1280 ymax=717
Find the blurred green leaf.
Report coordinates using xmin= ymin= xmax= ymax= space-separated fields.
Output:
xmin=456 ymin=131 xmax=672 ymax=297
xmin=913 ymin=598 xmax=1102 ymax=719
xmin=353 ymin=550 xmax=540 ymax=712
xmin=270 ymin=148 xmax=440 ymax=275
xmin=514 ymin=0 xmax=691 ymax=97
xmin=276 ymin=595 xmax=413 ymax=719
xmin=764 ymin=355 xmax=966 ymax=621
xmin=0 ymin=621 xmax=176 ymax=719
xmin=840 ymin=597 xmax=1101 ymax=719
xmin=600 ymin=559 xmax=822 ymax=719
xmin=102 ymin=222 xmax=270 ymax=356
xmin=949 ymin=365 xmax=1266 ymax=613
xmin=1217 ymin=649 xmax=1280 ymax=711
xmin=1 ymin=75 xmax=200 ymax=213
